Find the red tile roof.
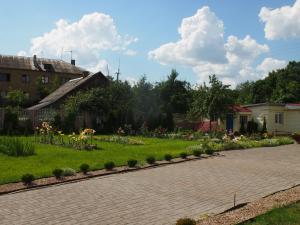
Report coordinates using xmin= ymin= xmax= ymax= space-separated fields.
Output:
xmin=232 ymin=105 xmax=252 ymax=113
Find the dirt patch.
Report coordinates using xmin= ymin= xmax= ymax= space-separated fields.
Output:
xmin=198 ymin=185 xmax=300 ymax=225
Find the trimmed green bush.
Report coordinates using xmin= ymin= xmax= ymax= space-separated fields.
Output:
xmin=21 ymin=173 xmax=35 ymax=185
xmin=146 ymin=156 xmax=156 ymax=164
xmin=80 ymin=163 xmax=90 ymax=174
xmin=192 ymin=150 xmax=202 ymax=157
xmin=276 ymin=136 xmax=294 ymax=145
xmin=179 ymin=152 xmax=188 ymax=159
xmin=62 ymin=167 xmax=76 ymax=176
xmin=104 ymin=161 xmax=115 ymax=170
xmin=164 ymin=154 xmax=172 ymax=161
xmin=222 ymin=141 xmax=243 ymax=150
xmin=176 ymin=218 xmax=196 ymax=225
xmin=127 ymin=159 xmax=138 ymax=168
xmin=52 ymin=168 xmax=63 ymax=179
xmin=205 ymin=148 xmax=214 ymax=155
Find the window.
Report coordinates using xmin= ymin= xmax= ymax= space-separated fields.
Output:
xmin=275 ymin=112 xmax=284 ymax=124
xmin=0 ymin=91 xmax=7 ymax=97
xmin=240 ymin=115 xmax=248 ymax=125
xmin=43 ymin=64 xmax=54 ymax=72
xmin=0 ymin=73 xmax=10 ymax=82
xmin=21 ymin=74 xmax=30 ymax=83
xmin=42 ymin=76 xmax=49 ymax=84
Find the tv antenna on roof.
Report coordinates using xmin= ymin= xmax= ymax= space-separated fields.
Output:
xmin=106 ymin=64 xmax=110 ymax=77
xmin=115 ymin=58 xmax=121 ymax=82
xmin=64 ymin=50 xmax=73 ymax=61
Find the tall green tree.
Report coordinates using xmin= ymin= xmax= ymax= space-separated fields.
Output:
xmin=189 ymin=75 xmax=235 ymax=130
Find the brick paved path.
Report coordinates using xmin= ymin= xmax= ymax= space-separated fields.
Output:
xmin=0 ymin=144 xmax=299 ymax=225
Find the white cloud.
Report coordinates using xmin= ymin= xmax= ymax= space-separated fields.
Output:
xmin=225 ymin=35 xmax=269 ymax=65
xmin=22 ymin=12 xmax=137 ymax=72
xmin=149 ymin=6 xmax=274 ymax=87
xmin=17 ymin=51 xmax=27 ymax=56
xmin=148 ymin=7 xmax=227 ymax=66
xmin=86 ymin=59 xmax=109 ymax=74
xmin=257 ymin=58 xmax=287 ymax=77
xmin=124 ymin=49 xmax=137 ymax=56
xmin=259 ymin=0 xmax=300 ymax=40
xmin=124 ymin=76 xmax=137 ymax=86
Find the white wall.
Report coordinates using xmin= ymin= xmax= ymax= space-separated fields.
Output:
xmin=248 ymin=105 xmax=300 ymax=134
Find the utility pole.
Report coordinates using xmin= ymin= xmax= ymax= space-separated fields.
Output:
xmin=115 ymin=58 xmax=120 ymax=82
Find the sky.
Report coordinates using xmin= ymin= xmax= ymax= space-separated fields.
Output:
xmin=1 ymin=0 xmax=300 ymax=87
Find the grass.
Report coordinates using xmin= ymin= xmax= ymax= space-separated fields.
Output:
xmin=240 ymin=201 xmax=300 ymax=225
xmin=0 ymin=136 xmax=198 ymax=184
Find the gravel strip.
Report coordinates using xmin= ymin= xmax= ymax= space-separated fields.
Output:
xmin=198 ymin=185 xmax=300 ymax=225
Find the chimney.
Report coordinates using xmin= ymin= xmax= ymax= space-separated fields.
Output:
xmin=33 ymin=54 xmax=42 ymax=70
xmin=71 ymin=59 xmax=76 ymax=65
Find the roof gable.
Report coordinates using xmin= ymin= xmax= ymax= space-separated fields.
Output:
xmin=27 ymin=71 xmax=108 ymax=110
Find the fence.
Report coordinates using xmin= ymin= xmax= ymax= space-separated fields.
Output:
xmin=0 ymin=108 xmax=4 ymax=129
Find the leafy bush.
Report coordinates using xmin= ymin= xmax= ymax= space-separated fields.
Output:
xmin=52 ymin=168 xmax=63 ymax=179
xmin=176 ymin=218 xmax=196 ymax=225
xmin=222 ymin=141 xmax=243 ymax=150
xmin=164 ymin=154 xmax=172 ymax=161
xmin=205 ymin=148 xmax=214 ymax=155
xmin=146 ymin=156 xmax=156 ymax=164
xmin=179 ymin=152 xmax=188 ymax=159
xmin=260 ymin=138 xmax=280 ymax=147
xmin=21 ymin=173 xmax=35 ymax=185
xmin=276 ymin=136 xmax=294 ymax=145
xmin=62 ymin=167 xmax=76 ymax=176
xmin=193 ymin=150 xmax=202 ymax=157
xmin=0 ymin=137 xmax=35 ymax=156
xmin=127 ymin=159 xmax=138 ymax=168
xmin=104 ymin=161 xmax=115 ymax=170
xmin=80 ymin=163 xmax=90 ymax=174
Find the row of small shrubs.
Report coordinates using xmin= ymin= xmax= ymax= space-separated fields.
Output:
xmin=21 ymin=152 xmax=205 ymax=186
xmin=21 ymin=167 xmax=77 ymax=185
xmin=0 ymin=136 xmax=35 ymax=157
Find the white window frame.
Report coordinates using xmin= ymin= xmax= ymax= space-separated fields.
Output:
xmin=42 ymin=76 xmax=49 ymax=84
xmin=275 ymin=112 xmax=284 ymax=125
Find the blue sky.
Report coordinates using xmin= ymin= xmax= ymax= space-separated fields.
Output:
xmin=0 ymin=0 xmax=299 ymax=86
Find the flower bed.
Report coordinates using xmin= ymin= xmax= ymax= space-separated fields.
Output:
xmin=35 ymin=122 xmax=98 ymax=150
xmin=187 ymin=135 xmax=294 ymax=152
xmin=95 ymin=135 xmax=144 ymax=145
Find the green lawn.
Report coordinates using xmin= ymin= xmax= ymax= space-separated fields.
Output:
xmin=241 ymin=201 xmax=300 ymax=225
xmin=0 ymin=136 xmax=198 ymax=184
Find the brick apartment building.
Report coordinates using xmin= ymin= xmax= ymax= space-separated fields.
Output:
xmin=0 ymin=54 xmax=89 ymax=102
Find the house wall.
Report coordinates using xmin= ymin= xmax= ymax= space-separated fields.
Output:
xmin=247 ymin=105 xmax=300 ymax=134
xmin=282 ymin=110 xmax=300 ymax=133
xmin=232 ymin=112 xmax=252 ymax=132
xmin=0 ymin=68 xmax=82 ymax=101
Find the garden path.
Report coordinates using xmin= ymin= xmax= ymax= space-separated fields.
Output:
xmin=0 ymin=144 xmax=299 ymax=225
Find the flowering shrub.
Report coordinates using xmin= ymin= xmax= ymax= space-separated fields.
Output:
xmin=35 ymin=122 xmax=97 ymax=150
xmin=152 ymin=127 xmax=167 ymax=138
xmin=36 ymin=122 xmax=54 ymax=144
xmin=187 ymin=135 xmax=294 ymax=152
xmin=96 ymin=135 xmax=144 ymax=145
xmin=117 ymin=127 xmax=125 ymax=136
xmin=68 ymin=129 xmax=96 ymax=150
